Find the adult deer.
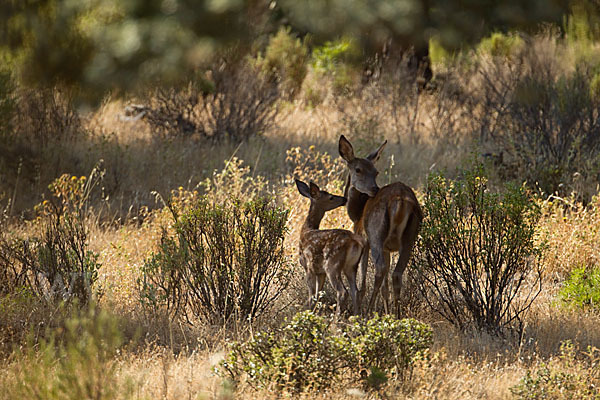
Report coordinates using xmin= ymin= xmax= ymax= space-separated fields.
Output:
xmin=295 ymin=179 xmax=366 ymax=315
xmin=338 ymin=135 xmax=422 ymax=316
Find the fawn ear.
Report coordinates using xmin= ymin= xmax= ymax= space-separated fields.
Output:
xmin=295 ymin=179 xmax=311 ymax=198
xmin=339 ymin=135 xmax=355 ymax=163
xmin=309 ymin=181 xmax=321 ymax=199
xmin=366 ymin=140 xmax=387 ymax=162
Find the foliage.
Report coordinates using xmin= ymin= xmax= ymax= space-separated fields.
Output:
xmin=254 ymin=27 xmax=309 ymax=99
xmin=4 ymin=306 xmax=131 ymax=400
xmin=218 ymin=310 xmax=432 ymax=393
xmin=140 ymin=191 xmax=290 ymax=324
xmin=144 ymin=61 xmax=279 ymax=142
xmin=511 ymin=341 xmax=600 ymax=399
xmin=278 ymin=0 xmax=568 ymax=57
xmin=477 ymin=32 xmax=524 ymax=58
xmin=413 ymin=160 xmax=544 ymax=335
xmin=0 ymin=167 xmax=104 ymax=304
xmin=559 ymin=265 xmax=600 ymax=310
xmin=345 ymin=314 xmax=433 ymax=379
xmin=311 ymin=38 xmax=359 ymax=93
xmin=2 ymin=0 xmax=267 ymax=98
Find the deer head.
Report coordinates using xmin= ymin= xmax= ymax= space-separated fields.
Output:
xmin=338 ymin=135 xmax=387 ymax=197
xmin=295 ymin=179 xmax=347 ymax=212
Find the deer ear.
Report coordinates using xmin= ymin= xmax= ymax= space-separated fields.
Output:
xmin=309 ymin=181 xmax=321 ymax=199
xmin=339 ymin=135 xmax=355 ymax=162
xmin=295 ymin=179 xmax=311 ymax=198
xmin=366 ymin=140 xmax=387 ymax=162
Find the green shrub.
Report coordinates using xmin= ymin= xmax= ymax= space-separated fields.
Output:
xmin=413 ymin=160 xmax=544 ymax=335
xmin=255 ymin=26 xmax=309 ymax=98
xmin=218 ymin=311 xmax=432 ymax=393
xmin=345 ymin=314 xmax=432 ymax=379
xmin=140 ymin=193 xmax=290 ymax=324
xmin=559 ymin=265 xmax=600 ymax=309
xmin=3 ymin=307 xmax=131 ymax=400
xmin=311 ymin=38 xmax=359 ymax=93
xmin=477 ymin=32 xmax=524 ymax=58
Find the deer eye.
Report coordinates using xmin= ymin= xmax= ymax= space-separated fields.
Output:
xmin=355 ymin=168 xmax=361 ymax=174
xmin=329 ymin=196 xmax=334 ymax=200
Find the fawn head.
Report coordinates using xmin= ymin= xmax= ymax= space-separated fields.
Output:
xmin=295 ymin=179 xmax=347 ymax=211
xmin=338 ymin=135 xmax=387 ymax=197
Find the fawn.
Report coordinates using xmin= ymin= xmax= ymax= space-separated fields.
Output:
xmin=295 ymin=179 xmax=366 ymax=315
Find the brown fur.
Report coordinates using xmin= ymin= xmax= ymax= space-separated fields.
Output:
xmin=296 ymin=179 xmax=365 ymax=315
xmin=339 ymin=136 xmax=422 ymax=316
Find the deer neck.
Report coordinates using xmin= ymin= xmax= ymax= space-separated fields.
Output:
xmin=346 ymin=186 xmax=370 ymax=225
xmin=302 ymin=204 xmax=326 ymax=232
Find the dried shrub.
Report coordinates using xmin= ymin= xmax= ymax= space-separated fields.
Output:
xmin=462 ymin=37 xmax=600 ymax=201
xmin=12 ymin=87 xmax=82 ymax=146
xmin=511 ymin=341 xmax=600 ymax=399
xmin=0 ymin=167 xmax=103 ymax=305
xmin=140 ymin=190 xmax=290 ymax=324
xmin=413 ymin=161 xmax=544 ymax=335
xmin=144 ymin=62 xmax=280 ymax=142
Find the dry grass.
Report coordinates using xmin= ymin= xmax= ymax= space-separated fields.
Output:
xmin=3 ymin=32 xmax=600 ymax=399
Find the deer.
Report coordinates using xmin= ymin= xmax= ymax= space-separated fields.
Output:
xmin=338 ymin=135 xmax=422 ymax=316
xmin=295 ymin=178 xmax=366 ymax=315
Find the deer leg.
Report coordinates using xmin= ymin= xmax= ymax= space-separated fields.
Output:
xmin=381 ymin=251 xmax=391 ymax=314
xmin=325 ymin=265 xmax=346 ymax=316
xmin=392 ymin=213 xmax=420 ymax=318
xmin=306 ymin=272 xmax=317 ymax=310
xmin=344 ymin=262 xmax=360 ymax=315
xmin=357 ymin=242 xmax=369 ymax=305
xmin=315 ymin=273 xmax=326 ymax=309
xmin=368 ymin=244 xmax=389 ymax=314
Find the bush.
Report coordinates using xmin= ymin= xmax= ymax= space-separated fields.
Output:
xmin=559 ymin=265 xmax=600 ymax=310
xmin=218 ymin=311 xmax=432 ymax=393
xmin=255 ymin=26 xmax=309 ymax=99
xmin=413 ymin=161 xmax=544 ymax=335
xmin=477 ymin=32 xmax=524 ymax=58
xmin=0 ymin=168 xmax=103 ymax=304
xmin=140 ymin=191 xmax=290 ymax=324
xmin=511 ymin=341 xmax=600 ymax=399
xmin=144 ymin=61 xmax=279 ymax=142
xmin=2 ymin=307 xmax=131 ymax=400
xmin=311 ymin=38 xmax=360 ymax=94
xmin=468 ymin=46 xmax=600 ymax=201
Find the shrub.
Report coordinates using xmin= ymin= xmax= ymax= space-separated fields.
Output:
xmin=477 ymin=32 xmax=524 ymax=58
xmin=0 ymin=168 xmax=103 ymax=304
xmin=255 ymin=26 xmax=309 ymax=99
xmin=144 ymin=61 xmax=279 ymax=142
xmin=345 ymin=314 xmax=433 ymax=379
xmin=140 ymin=192 xmax=290 ymax=324
xmin=413 ymin=161 xmax=544 ymax=335
xmin=559 ymin=265 xmax=600 ymax=310
xmin=311 ymin=38 xmax=360 ymax=94
xmin=218 ymin=310 xmax=432 ymax=393
xmin=3 ymin=307 xmax=131 ymax=400
xmin=468 ymin=47 xmax=600 ymax=201
xmin=511 ymin=341 xmax=600 ymax=399
xmin=220 ymin=310 xmax=346 ymax=392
